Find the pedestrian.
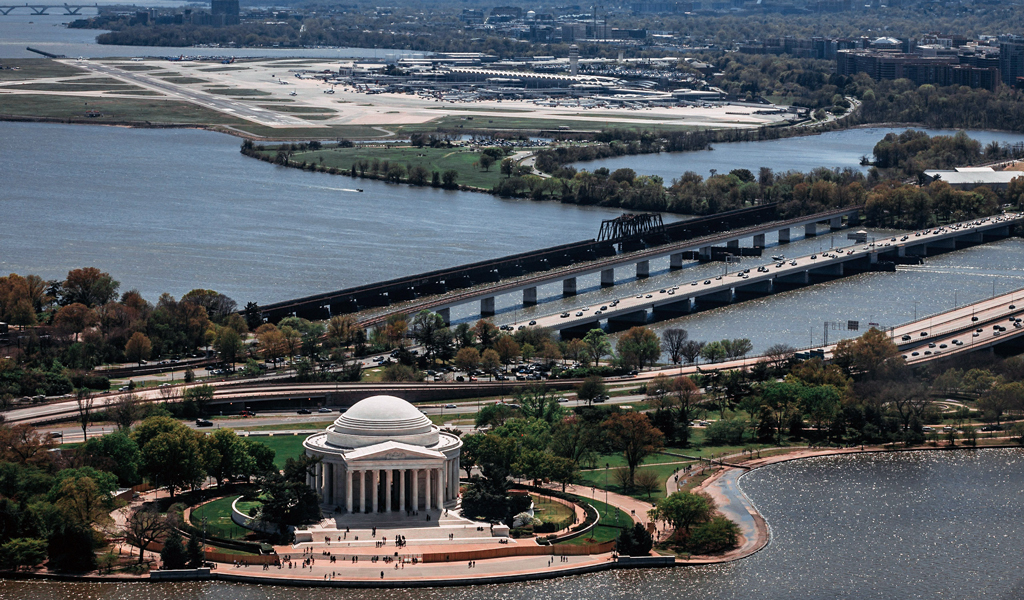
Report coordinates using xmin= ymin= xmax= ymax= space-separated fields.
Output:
xmin=380 ymin=571 xmax=384 ymax=579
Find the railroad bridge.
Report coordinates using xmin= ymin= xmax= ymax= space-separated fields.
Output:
xmin=257 ymin=204 xmax=861 ymax=325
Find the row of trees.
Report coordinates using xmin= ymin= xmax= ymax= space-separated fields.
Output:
xmin=0 ymin=268 xmax=252 ymax=401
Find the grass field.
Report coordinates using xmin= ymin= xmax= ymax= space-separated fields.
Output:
xmin=559 ymin=495 xmax=632 ymax=545
xmin=247 ymin=434 xmax=306 ymax=470
xmin=0 ymin=58 xmax=87 ymax=81
xmin=190 ymin=495 xmax=250 ymax=540
xmin=531 ymin=494 xmax=574 ymax=525
xmin=273 ymin=145 xmax=515 ymax=189
xmin=0 ymin=93 xmax=249 ymax=126
xmin=10 ymin=82 xmax=146 ymax=92
xmin=161 ymin=76 xmax=209 ymax=84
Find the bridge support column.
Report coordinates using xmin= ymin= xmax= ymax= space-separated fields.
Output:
xmin=727 ymin=239 xmax=739 ymax=249
xmin=436 ymin=307 xmax=450 ymax=326
xmin=699 ymin=246 xmax=712 ymax=260
xmin=778 ymin=228 xmax=791 ymax=244
xmin=849 ymin=210 xmax=859 ymax=224
xmin=523 ymin=287 xmax=538 ymax=306
xmin=601 ymin=268 xmax=615 ymax=287
xmin=670 ymin=253 xmax=684 ymax=270
xmin=753 ymin=234 xmax=766 ymax=248
xmin=829 ymin=216 xmax=843 ymax=229
xmin=563 ymin=278 xmax=577 ymax=296
xmin=804 ymin=223 xmax=817 ymax=237
xmin=480 ymin=297 xmax=495 ymax=316
xmin=636 ymin=260 xmax=650 ymax=278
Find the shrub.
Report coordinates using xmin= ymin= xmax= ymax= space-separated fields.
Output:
xmin=686 ymin=516 xmax=740 ymax=554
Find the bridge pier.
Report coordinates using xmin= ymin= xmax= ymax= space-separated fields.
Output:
xmin=670 ymin=253 xmax=684 ymax=270
xmin=829 ymin=216 xmax=843 ymax=229
xmin=523 ymin=287 xmax=538 ymax=306
xmin=563 ymin=278 xmax=577 ymax=297
xmin=601 ymin=268 xmax=615 ymax=287
xmin=607 ymin=309 xmax=648 ymax=330
xmin=653 ymin=298 xmax=692 ymax=316
xmin=636 ymin=260 xmax=650 ymax=279
xmin=726 ymin=239 xmax=740 ymax=249
xmin=956 ymin=230 xmax=984 ymax=246
xmin=775 ymin=271 xmax=809 ymax=287
xmin=809 ymin=263 xmax=844 ymax=278
xmin=735 ymin=279 xmax=772 ymax=298
xmin=695 ymin=289 xmax=733 ymax=306
xmin=753 ymin=234 xmax=766 ymax=248
xmin=437 ymin=308 xmax=450 ymax=327
xmin=804 ymin=223 xmax=818 ymax=237
xmin=778 ymin=228 xmax=791 ymax=244
xmin=699 ymin=246 xmax=712 ymax=260
xmin=480 ymin=297 xmax=495 ymax=316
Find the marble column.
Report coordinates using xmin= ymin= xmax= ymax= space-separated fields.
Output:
xmin=324 ymin=463 xmax=333 ymax=506
xmin=399 ymin=469 xmax=406 ymax=513
xmin=412 ymin=469 xmax=419 ymax=511
xmin=385 ymin=469 xmax=393 ymax=513
xmin=436 ymin=467 xmax=444 ymax=508
xmin=315 ymin=462 xmax=323 ymax=499
xmin=425 ymin=468 xmax=432 ymax=510
xmin=346 ymin=469 xmax=355 ymax=513
xmin=372 ymin=470 xmax=380 ymax=513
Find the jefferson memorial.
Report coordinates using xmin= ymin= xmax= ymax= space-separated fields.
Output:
xmin=303 ymin=395 xmax=462 ymax=514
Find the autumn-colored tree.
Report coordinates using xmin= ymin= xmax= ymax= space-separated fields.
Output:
xmin=832 ymin=327 xmax=902 ymax=379
xmin=481 ymin=348 xmax=501 ymax=374
xmin=493 ymin=335 xmax=520 ymax=370
xmin=124 ymin=332 xmax=153 ymax=366
xmin=603 ymin=412 xmax=664 ymax=488
xmin=616 ymin=326 xmax=661 ymax=370
xmin=61 ymin=267 xmax=119 ymax=307
xmin=454 ymin=347 xmax=481 ymax=373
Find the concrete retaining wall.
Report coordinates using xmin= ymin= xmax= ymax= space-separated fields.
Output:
xmin=150 ymin=568 xmax=212 ymax=581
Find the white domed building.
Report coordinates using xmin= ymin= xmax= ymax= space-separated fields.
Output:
xmin=303 ymin=395 xmax=462 ymax=514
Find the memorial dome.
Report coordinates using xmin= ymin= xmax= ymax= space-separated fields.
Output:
xmin=325 ymin=395 xmax=437 ymax=448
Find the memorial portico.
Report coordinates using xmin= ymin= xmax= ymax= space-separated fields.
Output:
xmin=303 ymin=395 xmax=462 ymax=516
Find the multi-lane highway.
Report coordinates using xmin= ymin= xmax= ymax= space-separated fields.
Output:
xmin=520 ymin=213 xmax=1023 ymax=333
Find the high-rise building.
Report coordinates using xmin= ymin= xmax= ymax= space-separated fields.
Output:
xmin=211 ymin=0 xmax=239 ymax=26
xmin=999 ymin=35 xmax=1024 ymax=86
xmin=569 ymin=45 xmax=579 ymax=76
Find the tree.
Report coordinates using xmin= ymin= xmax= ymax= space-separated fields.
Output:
xmin=478 ymin=153 xmax=496 ymax=171
xmin=576 ymin=375 xmax=606 ymax=406
xmin=724 ymin=338 xmax=753 ymax=359
xmin=208 ymin=428 xmax=244 ymax=486
xmin=759 ymin=381 xmax=802 ymax=445
xmin=61 ymin=267 xmax=119 ymax=307
xmin=603 ymin=412 xmax=664 ymax=488
xmin=81 ymin=431 xmax=141 ymax=487
xmin=649 ymin=491 xmax=715 ymax=538
xmin=681 ymin=340 xmax=706 ymax=365
xmin=500 ymin=157 xmax=515 ymax=178
xmin=763 ymin=343 xmax=795 ymax=372
xmin=137 ymin=424 xmax=207 ymax=497
xmin=616 ymin=326 xmax=661 ymax=371
xmin=687 ymin=516 xmax=740 ymax=554
xmin=160 ymin=529 xmax=187 ymax=570
xmin=634 ymin=469 xmax=660 ymax=500
xmin=583 ymin=329 xmax=611 ymax=366
xmin=662 ymin=328 xmax=689 ymax=366
xmin=617 ymin=522 xmax=653 ymax=556
xmin=75 ymin=388 xmax=94 ymax=442
xmin=182 ymin=385 xmax=214 ymax=417
xmin=124 ymin=505 xmax=170 ymax=564
xmin=380 ymin=363 xmax=422 ymax=382
xmin=481 ymin=348 xmax=502 ymax=374
xmin=700 ymin=341 xmax=727 ymax=363
xmin=493 ymin=335 xmax=520 ymax=369
xmin=442 ymin=169 xmax=459 ymax=189
xmin=124 ymin=332 xmax=152 ymax=366
xmin=214 ymin=327 xmax=243 ymax=368
xmin=0 ymin=538 xmax=47 ymax=571
xmin=186 ymin=532 xmax=205 ymax=568
xmin=832 ymin=327 xmax=902 ymax=379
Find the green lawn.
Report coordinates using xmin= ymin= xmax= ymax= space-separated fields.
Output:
xmin=0 ymin=58 xmax=88 ymax=81
xmin=246 ymin=434 xmax=306 ymax=470
xmin=0 ymin=93 xmax=250 ymax=126
xmin=266 ymin=145 xmax=514 ymax=190
xmin=579 ymin=462 xmax=691 ymax=501
xmin=190 ymin=496 xmax=249 ymax=540
xmin=559 ymin=495 xmax=632 ymax=545
xmin=531 ymin=494 xmax=574 ymax=525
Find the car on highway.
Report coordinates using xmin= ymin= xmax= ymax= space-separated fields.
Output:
xmin=529 ymin=320 xmax=536 ymax=326
xmin=575 ymin=311 xmax=583 ymax=316
xmin=560 ymin=312 xmax=570 ymax=318
xmin=196 ymin=419 xmax=213 ymax=427
xmin=297 ymin=408 xmax=312 ymax=414
xmin=444 ymin=404 xmax=457 ymax=409
xmin=318 ymin=407 xmax=332 ymax=413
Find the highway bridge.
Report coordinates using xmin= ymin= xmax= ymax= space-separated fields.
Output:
xmin=259 ymin=204 xmax=862 ymax=327
xmin=521 ymin=212 xmax=1022 ymax=335
xmin=0 ymin=3 xmax=96 ymax=14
